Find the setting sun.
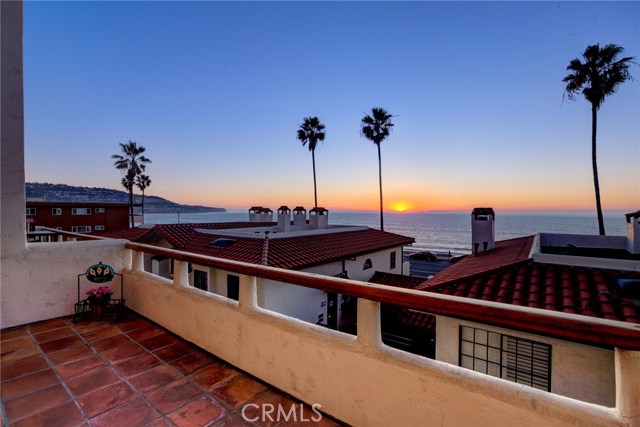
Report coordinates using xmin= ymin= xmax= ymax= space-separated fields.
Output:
xmin=392 ymin=202 xmax=410 ymax=213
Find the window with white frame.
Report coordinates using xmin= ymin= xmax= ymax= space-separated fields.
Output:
xmin=95 ymin=207 xmax=105 ymax=213
xmin=95 ymin=225 xmax=105 ymax=231
xmin=71 ymin=226 xmax=91 ymax=233
xmin=459 ymin=326 xmax=551 ymax=391
xmin=26 ymin=208 xmax=36 ymax=215
xmin=72 ymin=208 xmax=91 ymax=215
xmin=52 ymin=208 xmax=62 ymax=215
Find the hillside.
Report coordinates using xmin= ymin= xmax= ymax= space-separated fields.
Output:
xmin=26 ymin=183 xmax=226 ymax=214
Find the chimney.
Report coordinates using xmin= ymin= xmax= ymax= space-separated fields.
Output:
xmin=249 ymin=206 xmax=262 ymax=223
xmin=277 ymin=206 xmax=291 ymax=232
xmin=310 ymin=207 xmax=329 ymax=229
xmin=626 ymin=210 xmax=640 ymax=254
xmin=471 ymin=208 xmax=495 ymax=254
xmin=293 ymin=206 xmax=307 ymax=227
xmin=259 ymin=207 xmax=273 ymax=223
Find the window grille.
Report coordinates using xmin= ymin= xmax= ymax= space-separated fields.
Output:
xmin=459 ymin=326 xmax=551 ymax=391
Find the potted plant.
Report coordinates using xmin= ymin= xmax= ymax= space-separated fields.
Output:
xmin=86 ymin=286 xmax=113 ymax=316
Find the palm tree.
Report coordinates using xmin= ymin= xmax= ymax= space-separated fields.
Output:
xmin=296 ymin=117 xmax=326 ymax=208
xmin=135 ymin=174 xmax=151 ymax=220
xmin=361 ymin=107 xmax=394 ymax=231
xmin=112 ymin=141 xmax=151 ymax=228
xmin=563 ymin=43 xmax=635 ymax=235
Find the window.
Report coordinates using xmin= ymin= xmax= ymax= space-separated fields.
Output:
xmin=72 ymin=208 xmax=91 ymax=215
xmin=26 ymin=208 xmax=36 ymax=215
xmin=71 ymin=226 xmax=91 ymax=233
xmin=95 ymin=207 xmax=105 ymax=213
xmin=459 ymin=326 xmax=551 ymax=391
xmin=193 ymin=270 xmax=208 ymax=291
xmin=95 ymin=225 xmax=105 ymax=231
xmin=52 ymin=208 xmax=62 ymax=215
xmin=227 ymin=274 xmax=239 ymax=301
xmin=363 ymin=258 xmax=373 ymax=270
xmin=390 ymin=251 xmax=397 ymax=270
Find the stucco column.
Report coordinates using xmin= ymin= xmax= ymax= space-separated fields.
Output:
xmin=1 ymin=1 xmax=26 ymax=256
xmin=173 ymin=261 xmax=189 ymax=287
xmin=615 ymin=348 xmax=640 ymax=425
xmin=357 ymin=299 xmax=381 ymax=350
xmin=131 ymin=250 xmax=144 ymax=272
xmin=238 ymin=274 xmax=257 ymax=310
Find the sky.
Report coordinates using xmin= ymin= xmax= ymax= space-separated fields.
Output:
xmin=23 ymin=1 xmax=639 ymax=212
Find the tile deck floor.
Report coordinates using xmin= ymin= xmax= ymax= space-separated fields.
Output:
xmin=0 ymin=311 xmax=343 ymax=427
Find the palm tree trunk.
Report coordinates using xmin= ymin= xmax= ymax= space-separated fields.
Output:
xmin=312 ymin=149 xmax=318 ymax=208
xmin=377 ymin=143 xmax=384 ymax=231
xmin=128 ymin=185 xmax=134 ymax=228
xmin=591 ymin=105 xmax=605 ymax=235
xmin=142 ymin=190 xmax=145 ymax=222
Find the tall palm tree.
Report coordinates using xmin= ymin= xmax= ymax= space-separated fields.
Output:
xmin=563 ymin=43 xmax=635 ymax=235
xmin=112 ymin=141 xmax=151 ymax=228
xmin=361 ymin=107 xmax=394 ymax=231
xmin=135 ymin=174 xmax=152 ymax=220
xmin=296 ymin=117 xmax=326 ymax=208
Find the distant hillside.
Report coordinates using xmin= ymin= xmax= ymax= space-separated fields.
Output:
xmin=26 ymin=183 xmax=226 ymax=214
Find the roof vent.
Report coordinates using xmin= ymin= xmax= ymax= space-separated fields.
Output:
xmin=208 ymin=238 xmax=237 ymax=248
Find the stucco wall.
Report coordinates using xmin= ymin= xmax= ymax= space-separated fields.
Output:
xmin=258 ymin=279 xmax=327 ymax=325
xmin=436 ymin=315 xmax=615 ymax=407
xmin=124 ymin=268 xmax=622 ymax=427
xmin=0 ymin=240 xmax=130 ymax=328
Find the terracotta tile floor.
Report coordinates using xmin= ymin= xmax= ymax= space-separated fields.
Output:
xmin=1 ymin=311 xmax=344 ymax=427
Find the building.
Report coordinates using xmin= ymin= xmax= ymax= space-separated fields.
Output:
xmin=2 ymin=4 xmax=639 ymax=426
xmin=374 ymin=208 xmax=640 ymax=407
xmin=103 ymin=206 xmax=414 ymax=329
xmin=25 ymin=201 xmax=141 ymax=237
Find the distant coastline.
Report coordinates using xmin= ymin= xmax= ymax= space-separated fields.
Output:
xmin=25 ymin=182 xmax=226 ymax=214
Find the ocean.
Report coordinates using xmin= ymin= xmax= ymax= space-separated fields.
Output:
xmin=144 ymin=210 xmax=631 ymax=256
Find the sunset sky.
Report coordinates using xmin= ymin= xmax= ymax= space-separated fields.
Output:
xmin=23 ymin=1 xmax=639 ymax=212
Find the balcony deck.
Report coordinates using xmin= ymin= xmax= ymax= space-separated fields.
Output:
xmin=1 ymin=312 xmax=342 ymax=427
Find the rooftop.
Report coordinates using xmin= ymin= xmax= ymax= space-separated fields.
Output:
xmin=104 ymin=222 xmax=414 ymax=271
xmin=1 ymin=312 xmax=341 ymax=427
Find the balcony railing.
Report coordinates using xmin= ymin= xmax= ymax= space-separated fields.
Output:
xmin=121 ymin=241 xmax=639 ymax=427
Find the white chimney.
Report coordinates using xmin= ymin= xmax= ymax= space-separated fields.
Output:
xmin=249 ymin=206 xmax=262 ymax=222
xmin=310 ymin=207 xmax=329 ymax=229
xmin=471 ymin=208 xmax=495 ymax=254
xmin=277 ymin=206 xmax=291 ymax=232
xmin=259 ymin=208 xmax=273 ymax=223
xmin=293 ymin=206 xmax=307 ymax=227
xmin=626 ymin=210 xmax=640 ymax=254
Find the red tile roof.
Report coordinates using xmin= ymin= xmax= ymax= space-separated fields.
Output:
xmin=422 ymin=261 xmax=640 ymax=324
xmin=103 ymin=223 xmax=414 ymax=271
xmin=420 ymin=236 xmax=534 ymax=288
xmin=180 ymin=228 xmax=414 ymax=270
xmin=98 ymin=227 xmax=154 ymax=241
